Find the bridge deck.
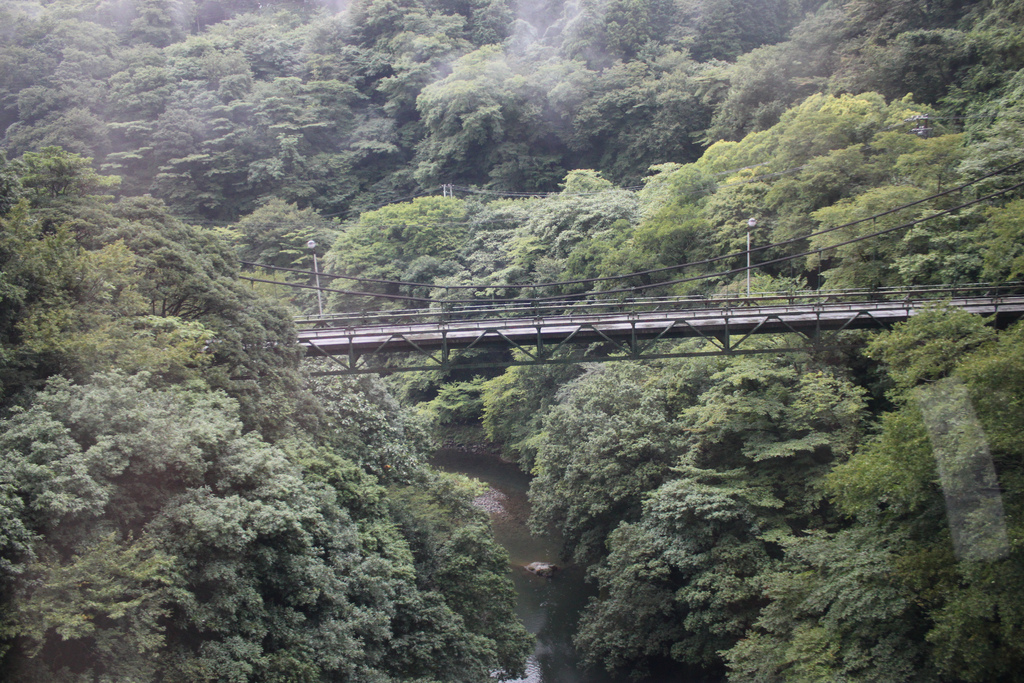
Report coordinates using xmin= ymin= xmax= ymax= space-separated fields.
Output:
xmin=296 ymin=293 xmax=1024 ymax=374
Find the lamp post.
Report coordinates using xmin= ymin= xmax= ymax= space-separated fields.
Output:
xmin=307 ymin=239 xmax=323 ymax=317
xmin=746 ymin=217 xmax=756 ymax=297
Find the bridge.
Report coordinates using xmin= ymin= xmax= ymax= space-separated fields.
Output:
xmin=228 ymin=164 xmax=1024 ymax=375
xmin=294 ymin=284 xmax=1024 ymax=375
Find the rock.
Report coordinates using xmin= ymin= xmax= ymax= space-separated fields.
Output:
xmin=472 ymin=488 xmax=508 ymax=515
xmin=524 ymin=561 xmax=558 ymax=577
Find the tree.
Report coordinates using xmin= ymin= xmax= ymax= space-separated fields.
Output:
xmin=564 ymin=53 xmax=713 ymax=186
xmin=725 ymin=527 xmax=934 ymax=682
xmin=824 ymin=311 xmax=1024 ymax=682
xmin=577 ymin=471 xmax=775 ymax=674
xmin=0 ymin=195 xmax=170 ymax=396
xmin=529 ymin=362 xmax=687 ymax=565
xmin=677 ymin=0 xmax=807 ymax=62
xmin=0 ymin=370 xmax=531 ymax=682
xmin=326 ymin=195 xmax=468 ymax=309
xmin=414 ymin=45 xmax=564 ymax=189
xmin=388 ymin=472 xmax=533 ymax=680
xmin=979 ymin=199 xmax=1024 ymax=282
xmin=16 ymin=146 xmax=120 ymax=205
xmin=604 ymin=0 xmax=678 ymax=60
xmin=809 ymin=184 xmax=930 ymax=289
xmin=481 ymin=352 xmax=584 ymax=469
xmin=5 ymin=534 xmax=177 ymax=681
xmin=569 ymin=353 xmax=869 ymax=674
xmin=703 ymin=18 xmax=837 ymax=143
xmin=0 ymin=153 xmax=24 ymax=215
xmin=130 ymin=0 xmax=190 ymax=48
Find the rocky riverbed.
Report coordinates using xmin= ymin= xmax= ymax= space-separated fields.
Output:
xmin=472 ymin=487 xmax=509 ymax=515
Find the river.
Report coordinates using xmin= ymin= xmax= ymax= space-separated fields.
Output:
xmin=432 ymin=448 xmax=718 ymax=683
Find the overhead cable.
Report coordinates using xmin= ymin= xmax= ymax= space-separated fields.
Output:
xmin=241 ymin=179 xmax=1024 ymax=306
xmin=442 ymin=161 xmax=775 ymax=198
xmin=239 ymin=276 xmax=437 ymax=304
xmin=242 ymin=157 xmax=1024 ymax=293
xmin=524 ymin=178 xmax=1024 ymax=302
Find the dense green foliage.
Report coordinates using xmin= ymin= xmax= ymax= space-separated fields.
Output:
xmin=5 ymin=0 xmax=1024 ymax=680
xmin=0 ymin=151 xmax=530 ymax=680
xmin=5 ymin=0 xmax=1020 ymax=224
xmin=314 ymin=91 xmax=1012 ymax=312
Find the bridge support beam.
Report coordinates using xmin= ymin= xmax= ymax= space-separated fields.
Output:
xmin=296 ymin=292 xmax=1024 ymax=375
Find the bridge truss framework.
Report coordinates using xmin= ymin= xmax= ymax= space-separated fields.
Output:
xmin=295 ymin=286 xmax=1024 ymax=376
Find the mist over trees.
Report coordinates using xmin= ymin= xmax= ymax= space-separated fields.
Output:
xmin=3 ymin=0 xmax=1024 ymax=681
xmin=4 ymin=0 xmax=1018 ymax=223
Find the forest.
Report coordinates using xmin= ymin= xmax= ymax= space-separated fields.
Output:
xmin=2 ymin=0 xmax=1024 ymax=680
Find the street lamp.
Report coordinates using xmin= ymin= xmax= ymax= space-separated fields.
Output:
xmin=746 ymin=217 xmax=757 ymax=297
xmin=307 ymin=239 xmax=323 ymax=317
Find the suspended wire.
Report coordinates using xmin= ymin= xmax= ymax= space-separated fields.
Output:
xmin=241 ymin=157 xmax=1024 ymax=293
xmin=706 ymin=162 xmax=770 ymax=177
xmin=239 ymin=275 xmax=437 ymax=304
xmin=443 ymin=161 xmax=774 ymax=199
xmin=357 ymin=189 xmax=437 ymax=212
xmin=240 ymin=179 xmax=1024 ymax=306
xmin=277 ymin=117 xmax=995 ymax=221
xmin=905 ymin=113 xmax=999 ymax=121
xmin=684 ymin=163 xmax=810 ymax=195
xmin=247 ymin=162 xmax=791 ymax=233
xmin=525 ymin=178 xmax=1024 ymax=302
xmin=322 ymin=213 xmax=573 ymax=230
xmin=449 ymin=185 xmax=640 ymax=198
xmin=316 ymin=189 xmax=437 ymax=218
xmin=333 ymin=162 xmax=806 ymax=230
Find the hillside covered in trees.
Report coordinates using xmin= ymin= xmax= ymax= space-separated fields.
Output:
xmin=5 ymin=0 xmax=1024 ymax=221
xmin=3 ymin=0 xmax=1024 ymax=681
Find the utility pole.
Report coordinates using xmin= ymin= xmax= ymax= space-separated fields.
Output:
xmin=307 ymin=239 xmax=323 ymax=317
xmin=747 ymin=217 xmax=756 ymax=297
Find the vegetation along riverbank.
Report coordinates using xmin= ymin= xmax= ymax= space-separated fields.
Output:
xmin=3 ymin=0 xmax=1024 ymax=680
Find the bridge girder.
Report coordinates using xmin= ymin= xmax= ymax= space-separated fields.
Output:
xmin=297 ymin=294 xmax=1024 ymax=375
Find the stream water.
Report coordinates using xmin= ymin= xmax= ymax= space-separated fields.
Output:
xmin=432 ymin=449 xmax=717 ymax=683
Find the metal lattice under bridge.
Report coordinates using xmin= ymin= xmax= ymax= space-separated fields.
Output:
xmin=294 ymin=284 xmax=1024 ymax=375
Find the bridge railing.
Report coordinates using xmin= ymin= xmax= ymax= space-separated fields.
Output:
xmin=293 ymin=282 xmax=1024 ymax=330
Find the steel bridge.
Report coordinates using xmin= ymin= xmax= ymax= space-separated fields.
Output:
xmin=295 ymin=284 xmax=1024 ymax=375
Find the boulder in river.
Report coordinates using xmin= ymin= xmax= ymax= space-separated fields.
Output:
xmin=524 ymin=561 xmax=558 ymax=577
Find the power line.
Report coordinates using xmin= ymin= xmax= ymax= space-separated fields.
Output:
xmin=259 ymin=161 xmax=800 ymax=233
xmin=239 ymin=276 xmax=437 ymax=304
xmin=450 ymin=185 xmax=645 ymax=197
xmin=240 ymin=177 xmax=1024 ymax=306
xmin=441 ymin=161 xmax=776 ymax=199
xmin=241 ymin=157 xmax=1024 ymax=293
xmin=316 ymin=189 xmax=437 ymax=218
xmin=327 ymin=162 xmax=811 ymax=230
xmin=531 ymin=178 xmax=1024 ymax=302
